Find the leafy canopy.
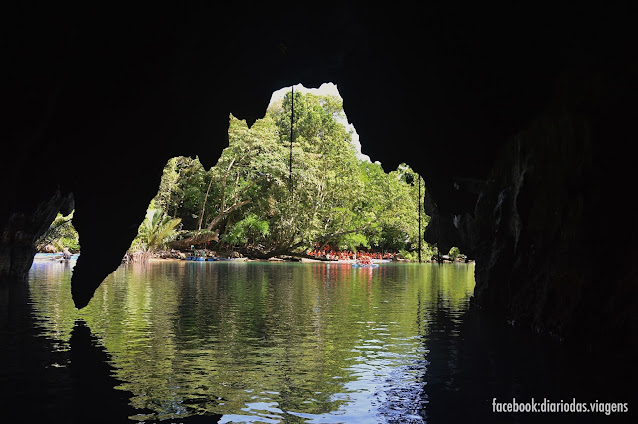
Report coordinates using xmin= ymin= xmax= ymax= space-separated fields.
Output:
xmin=141 ymin=90 xmax=432 ymax=258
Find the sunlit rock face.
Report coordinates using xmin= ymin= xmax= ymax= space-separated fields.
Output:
xmin=3 ymin=3 xmax=636 ymax=345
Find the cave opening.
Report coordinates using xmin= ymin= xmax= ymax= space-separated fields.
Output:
xmin=35 ymin=209 xmax=80 ymax=260
xmin=4 ymin=2 xmax=637 ymax=420
xmin=123 ymin=83 xmax=459 ymax=266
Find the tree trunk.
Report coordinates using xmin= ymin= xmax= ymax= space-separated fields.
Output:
xmin=198 ymin=173 xmax=214 ymax=231
xmin=169 ymin=231 xmax=219 ymax=250
xmin=206 ymin=199 xmax=252 ymax=231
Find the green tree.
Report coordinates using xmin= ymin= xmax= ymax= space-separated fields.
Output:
xmin=133 ymin=208 xmax=182 ymax=251
xmin=265 ymin=91 xmax=364 ymax=253
xmin=36 ymin=212 xmax=80 ymax=253
xmin=167 ymin=115 xmax=281 ymax=250
xmin=145 ymin=91 xmax=433 ymax=259
xmin=152 ymin=156 xmax=205 ymax=225
xmin=223 ymin=214 xmax=270 ymax=247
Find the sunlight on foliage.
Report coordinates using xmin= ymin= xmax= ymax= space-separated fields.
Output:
xmin=139 ymin=90 xmax=434 ymax=259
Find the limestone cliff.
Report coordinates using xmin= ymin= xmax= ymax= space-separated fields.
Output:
xmin=425 ymin=70 xmax=638 ymax=346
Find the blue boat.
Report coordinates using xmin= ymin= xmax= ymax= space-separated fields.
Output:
xmin=186 ymin=256 xmax=214 ymax=261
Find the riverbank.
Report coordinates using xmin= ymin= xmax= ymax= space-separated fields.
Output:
xmin=35 ymin=251 xmax=472 ymax=266
xmin=34 ymin=252 xmax=80 ymax=261
xmin=146 ymin=256 xmax=465 ymax=265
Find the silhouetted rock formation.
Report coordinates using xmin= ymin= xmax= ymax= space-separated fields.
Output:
xmin=424 ymin=68 xmax=638 ymax=346
xmin=0 ymin=283 xmax=142 ymax=422
xmin=3 ymin=3 xmax=636 ymax=347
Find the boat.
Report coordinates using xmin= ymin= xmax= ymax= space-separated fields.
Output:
xmin=213 ymin=257 xmax=247 ymax=262
xmin=185 ymin=256 xmax=214 ymax=261
xmin=184 ymin=256 xmax=247 ymax=262
xmin=352 ymin=262 xmax=379 ymax=268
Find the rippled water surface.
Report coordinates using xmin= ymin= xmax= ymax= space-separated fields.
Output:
xmin=26 ymin=261 xmax=475 ymax=422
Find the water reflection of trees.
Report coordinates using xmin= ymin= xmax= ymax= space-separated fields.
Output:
xmin=28 ymin=262 xmax=476 ymax=422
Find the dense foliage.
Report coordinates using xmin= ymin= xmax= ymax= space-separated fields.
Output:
xmin=144 ymin=91 xmax=433 ymax=259
xmin=35 ymin=92 xmax=462 ymax=261
xmin=36 ymin=212 xmax=80 ymax=253
xmin=130 ymin=207 xmax=182 ymax=252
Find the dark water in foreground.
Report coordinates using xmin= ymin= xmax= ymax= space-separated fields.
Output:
xmin=1 ymin=261 xmax=634 ymax=423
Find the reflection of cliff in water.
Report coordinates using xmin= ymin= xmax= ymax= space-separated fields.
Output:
xmin=1 ymin=279 xmax=222 ymax=423
xmin=0 ymin=283 xmax=135 ymax=422
xmin=422 ymin=303 xmax=636 ymax=424
xmin=8 ymin=261 xmax=632 ymax=423
xmin=371 ymin=264 xmax=475 ymax=423
xmin=20 ymin=261 xmax=478 ymax=422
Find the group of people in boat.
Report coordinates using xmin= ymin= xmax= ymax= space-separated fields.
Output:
xmin=306 ymin=246 xmax=395 ymax=262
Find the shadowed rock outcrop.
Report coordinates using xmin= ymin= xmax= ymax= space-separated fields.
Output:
xmin=3 ymin=3 xmax=636 ymax=347
xmin=424 ymin=68 xmax=638 ymax=346
xmin=0 ymin=186 xmax=73 ymax=282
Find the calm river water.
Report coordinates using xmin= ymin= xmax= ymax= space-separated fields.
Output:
xmin=2 ymin=260 xmax=633 ymax=423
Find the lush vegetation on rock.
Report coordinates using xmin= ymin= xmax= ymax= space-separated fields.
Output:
xmin=139 ymin=91 xmax=433 ymax=259
xmin=36 ymin=91 xmax=463 ymax=261
xmin=36 ymin=212 xmax=80 ymax=253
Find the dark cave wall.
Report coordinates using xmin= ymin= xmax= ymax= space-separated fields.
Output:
xmin=425 ymin=68 xmax=638 ymax=345
xmin=0 ymin=186 xmax=73 ymax=282
xmin=2 ymin=3 xmax=637 ymax=346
